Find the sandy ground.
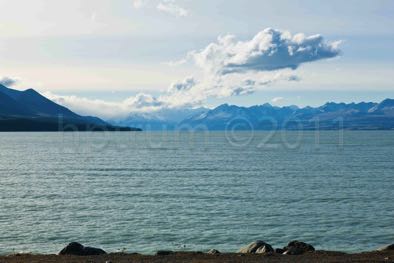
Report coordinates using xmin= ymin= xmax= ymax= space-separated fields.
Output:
xmin=1 ymin=251 xmax=394 ymax=263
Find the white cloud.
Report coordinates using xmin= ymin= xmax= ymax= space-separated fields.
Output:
xmin=125 ymin=93 xmax=163 ymax=108
xmin=189 ymin=28 xmax=341 ymax=75
xmin=202 ymin=71 xmax=300 ymax=98
xmin=164 ymin=28 xmax=341 ymax=106
xmin=132 ymin=0 xmax=189 ymax=17
xmin=157 ymin=0 xmax=189 ymax=17
xmin=43 ymin=91 xmax=166 ymax=119
xmin=0 ymin=76 xmax=18 ymax=87
xmin=42 ymin=28 xmax=341 ymax=119
xmin=271 ymin=97 xmax=285 ymax=103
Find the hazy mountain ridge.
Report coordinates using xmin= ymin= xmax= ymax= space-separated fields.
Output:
xmin=112 ymin=99 xmax=394 ymax=130
xmin=180 ymin=99 xmax=394 ymax=130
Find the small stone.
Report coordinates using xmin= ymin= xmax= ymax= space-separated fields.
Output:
xmin=207 ymin=249 xmax=221 ymax=255
xmin=275 ymin=248 xmax=285 ymax=254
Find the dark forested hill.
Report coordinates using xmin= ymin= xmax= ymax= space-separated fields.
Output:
xmin=0 ymin=84 xmax=140 ymax=131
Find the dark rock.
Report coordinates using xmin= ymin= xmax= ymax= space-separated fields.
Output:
xmin=207 ymin=249 xmax=221 ymax=255
xmin=283 ymin=240 xmax=315 ymax=255
xmin=378 ymin=244 xmax=394 ymax=251
xmin=275 ymin=248 xmax=285 ymax=254
xmin=255 ymin=245 xmax=274 ymax=254
xmin=238 ymin=240 xmax=274 ymax=254
xmin=156 ymin=250 xmax=174 ymax=256
xmin=59 ymin=242 xmax=107 ymax=256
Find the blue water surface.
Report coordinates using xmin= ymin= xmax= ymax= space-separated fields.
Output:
xmin=0 ymin=131 xmax=393 ymax=254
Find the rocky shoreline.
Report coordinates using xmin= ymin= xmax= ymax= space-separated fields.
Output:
xmin=1 ymin=241 xmax=394 ymax=263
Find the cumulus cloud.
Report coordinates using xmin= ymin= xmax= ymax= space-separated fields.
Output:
xmin=189 ymin=28 xmax=341 ymax=75
xmin=43 ymin=28 xmax=340 ymax=119
xmin=132 ymin=0 xmax=189 ymax=17
xmin=0 ymin=76 xmax=18 ymax=87
xmin=162 ymin=28 xmax=341 ymax=105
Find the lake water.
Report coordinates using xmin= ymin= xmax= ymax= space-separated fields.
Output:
xmin=0 ymin=131 xmax=393 ymax=254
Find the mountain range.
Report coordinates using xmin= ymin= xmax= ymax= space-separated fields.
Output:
xmin=0 ymin=84 xmax=140 ymax=131
xmin=1 ymin=83 xmax=394 ymax=131
xmin=113 ymin=99 xmax=394 ymax=130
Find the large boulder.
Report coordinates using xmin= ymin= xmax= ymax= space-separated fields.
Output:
xmin=377 ymin=244 xmax=394 ymax=251
xmin=283 ymin=240 xmax=315 ymax=255
xmin=59 ymin=242 xmax=107 ymax=256
xmin=238 ymin=240 xmax=274 ymax=254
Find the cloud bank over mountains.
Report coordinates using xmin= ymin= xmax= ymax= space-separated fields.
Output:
xmin=44 ymin=28 xmax=341 ymax=119
xmin=44 ymin=92 xmax=163 ymax=119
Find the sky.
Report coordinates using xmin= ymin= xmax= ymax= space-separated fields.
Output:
xmin=0 ymin=0 xmax=394 ymax=119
